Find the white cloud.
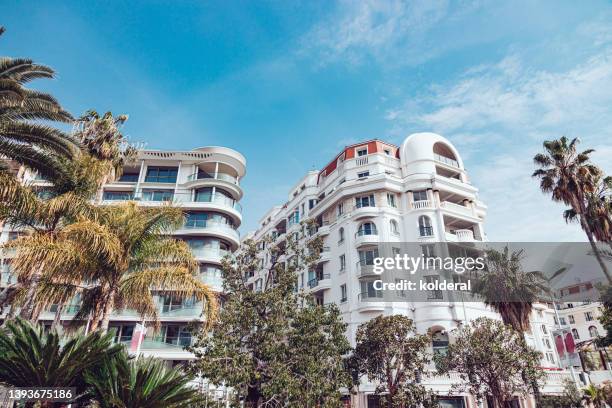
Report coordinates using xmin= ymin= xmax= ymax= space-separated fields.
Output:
xmin=300 ymin=0 xmax=454 ymax=67
xmin=384 ymin=28 xmax=612 ymax=241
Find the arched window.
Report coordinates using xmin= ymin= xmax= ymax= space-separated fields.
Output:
xmin=390 ymin=220 xmax=399 ymax=235
xmin=418 ymin=216 xmax=433 ymax=237
xmin=357 ymin=222 xmax=378 ymax=237
xmin=432 ymin=330 xmax=449 ymax=357
xmin=433 ymin=142 xmax=459 ymax=168
xmin=589 ymin=326 xmax=599 ymax=338
xmin=338 ymin=227 xmax=345 ymax=243
xmin=572 ymin=329 xmax=580 ymax=339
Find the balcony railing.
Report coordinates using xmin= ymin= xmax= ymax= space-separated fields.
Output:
xmin=356 ymin=229 xmax=378 ymax=238
xmin=411 ymin=200 xmax=433 ymax=209
xmin=183 ymin=219 xmax=237 ymax=233
xmin=186 ymin=172 xmax=239 ymax=185
xmin=192 ymin=194 xmax=243 ymax=213
xmin=308 ymin=273 xmax=331 ymax=288
xmin=419 ymin=226 xmax=434 ymax=237
xmin=358 ymin=291 xmax=383 ymax=301
xmin=434 ymin=153 xmax=460 ymax=168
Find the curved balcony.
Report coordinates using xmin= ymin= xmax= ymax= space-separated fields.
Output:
xmin=188 ymin=247 xmax=231 ymax=264
xmin=307 ymin=273 xmax=331 ymax=293
xmin=356 ymin=261 xmax=378 ymax=278
xmin=445 ymin=229 xmax=476 ymax=242
xmin=351 ymin=205 xmax=379 ymax=220
xmin=317 ymin=247 xmax=331 ymax=263
xmin=357 ymin=291 xmax=386 ymax=312
xmin=355 ymin=231 xmax=379 ymax=248
xmin=175 ymin=219 xmax=239 ymax=246
xmin=184 ymin=172 xmax=242 ymax=199
xmin=181 ymin=195 xmax=242 ymax=223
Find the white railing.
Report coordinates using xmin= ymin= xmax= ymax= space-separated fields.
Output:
xmin=440 ymin=201 xmax=472 ymax=216
xmin=411 ymin=200 xmax=432 ymax=209
xmin=434 ymin=153 xmax=460 ymax=168
xmin=455 ymin=229 xmax=475 ymax=242
xmin=355 ymin=156 xmax=369 ymax=166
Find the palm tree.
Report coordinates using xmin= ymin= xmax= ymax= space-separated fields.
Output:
xmin=533 ymin=136 xmax=611 ymax=283
xmin=0 ymin=109 xmax=135 ymax=323
xmin=24 ymin=202 xmax=216 ymax=332
xmin=564 ymin=174 xmax=612 ymax=249
xmin=472 ymin=247 xmax=550 ymax=332
xmin=84 ymin=353 xmax=203 ymax=407
xmin=582 ymin=384 xmax=606 ymax=408
xmin=472 ymin=246 xmax=551 ymax=408
xmin=0 ymin=318 xmax=123 ymax=407
xmin=0 ymin=172 xmax=97 ymax=321
xmin=0 ymin=26 xmax=79 ymax=179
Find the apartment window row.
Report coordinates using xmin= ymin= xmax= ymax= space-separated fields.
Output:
xmin=145 ymin=166 xmax=178 ymax=183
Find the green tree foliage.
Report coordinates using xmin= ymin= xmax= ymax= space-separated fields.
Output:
xmin=188 ymin=225 xmax=351 ymax=407
xmin=351 ymin=315 xmax=438 ymax=408
xmin=472 ymin=246 xmax=551 ymax=332
xmin=0 ymin=26 xmax=78 ymax=180
xmin=84 ymin=353 xmax=203 ymax=408
xmin=533 ymin=136 xmax=611 ymax=282
xmin=541 ymin=379 xmax=582 ymax=408
xmin=437 ymin=317 xmax=543 ymax=408
xmin=0 ymin=318 xmax=122 ymax=405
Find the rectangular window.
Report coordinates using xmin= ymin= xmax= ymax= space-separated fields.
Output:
xmin=145 ymin=166 xmax=178 ymax=183
xmin=358 ymin=249 xmax=380 ymax=266
xmin=340 ymin=284 xmax=347 ymax=302
xmin=386 ymin=193 xmax=396 ymax=207
xmin=103 ymin=191 xmax=134 ymax=201
xmin=356 ymin=147 xmax=368 ymax=157
xmin=413 ymin=190 xmax=428 ymax=201
xmin=288 ymin=210 xmax=300 ymax=226
xmin=355 ymin=194 xmax=375 ymax=208
xmin=308 ymin=199 xmax=317 ymax=209
xmin=569 ymin=315 xmax=575 ymax=324
xmin=559 ymin=317 xmax=567 ymax=325
xmin=118 ymin=172 xmax=139 ymax=182
xmin=585 ymin=312 xmax=594 ymax=321
xmin=421 ymin=244 xmax=436 ymax=259
xmin=357 ymin=171 xmax=370 ymax=178
xmin=337 ymin=202 xmax=344 ymax=216
xmin=339 ymin=254 xmax=346 ymax=271
xmin=425 ymin=275 xmax=443 ymax=300
xmin=142 ymin=189 xmax=174 ymax=202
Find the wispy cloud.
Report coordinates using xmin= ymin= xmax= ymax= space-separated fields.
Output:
xmin=384 ymin=22 xmax=612 ymax=241
xmin=299 ymin=0 xmax=458 ymax=67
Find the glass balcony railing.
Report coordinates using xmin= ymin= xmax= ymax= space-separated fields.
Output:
xmin=188 ymin=247 xmax=231 ymax=260
xmin=187 ymin=172 xmax=239 ymax=185
xmin=159 ymin=305 xmax=202 ymax=317
xmin=192 ymin=194 xmax=243 ymax=213
xmin=183 ymin=219 xmax=237 ymax=234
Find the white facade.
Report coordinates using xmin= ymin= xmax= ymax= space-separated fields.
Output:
xmin=0 ymin=146 xmax=246 ymax=364
xmin=247 ymin=133 xmax=599 ymax=405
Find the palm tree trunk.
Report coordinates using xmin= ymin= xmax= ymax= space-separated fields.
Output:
xmin=580 ymin=215 xmax=612 ymax=284
xmin=99 ymin=293 xmax=115 ymax=334
xmin=18 ymin=263 xmax=45 ymax=322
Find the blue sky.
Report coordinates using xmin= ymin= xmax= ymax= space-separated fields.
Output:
xmin=3 ymin=0 xmax=612 ymax=240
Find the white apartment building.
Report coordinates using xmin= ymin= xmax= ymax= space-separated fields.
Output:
xmin=248 ymin=133 xmax=598 ymax=407
xmin=0 ymin=146 xmax=246 ymax=366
